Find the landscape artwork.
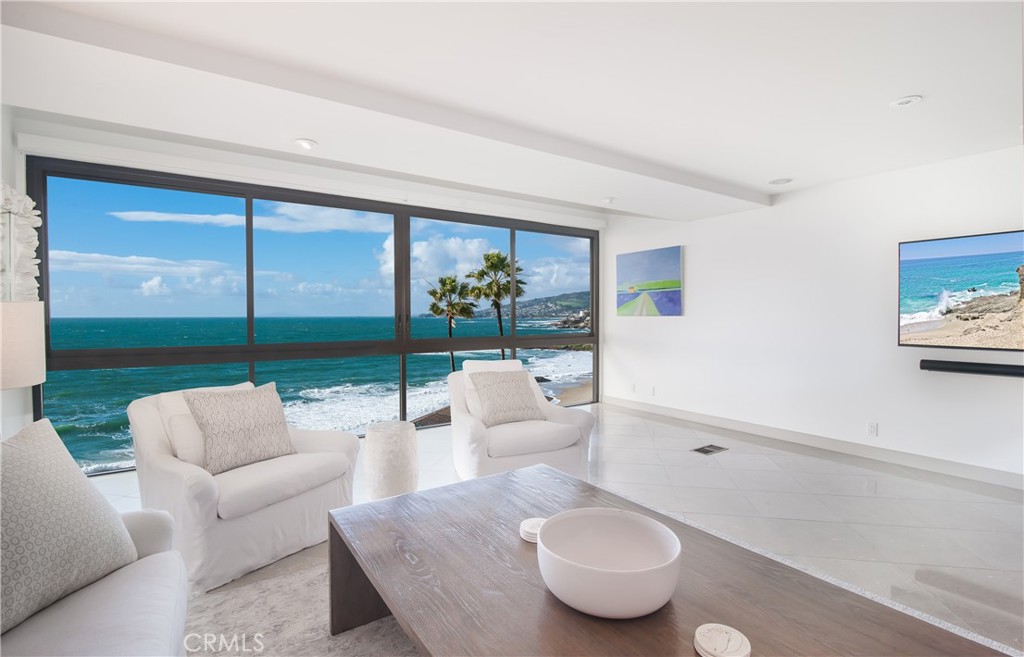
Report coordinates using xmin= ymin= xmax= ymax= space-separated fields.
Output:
xmin=899 ymin=230 xmax=1024 ymax=351
xmin=616 ymin=246 xmax=683 ymax=316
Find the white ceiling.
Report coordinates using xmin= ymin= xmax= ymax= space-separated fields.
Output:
xmin=2 ymin=1 xmax=1022 ymax=222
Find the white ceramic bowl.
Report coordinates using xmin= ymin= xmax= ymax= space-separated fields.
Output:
xmin=536 ymin=507 xmax=681 ymax=619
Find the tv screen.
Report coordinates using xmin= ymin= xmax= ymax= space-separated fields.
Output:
xmin=899 ymin=230 xmax=1023 ymax=351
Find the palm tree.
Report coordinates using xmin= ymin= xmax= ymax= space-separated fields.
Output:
xmin=468 ymin=251 xmax=526 ymax=359
xmin=427 ymin=275 xmax=477 ymax=372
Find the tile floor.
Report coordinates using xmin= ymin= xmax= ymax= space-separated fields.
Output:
xmin=91 ymin=403 xmax=1024 ymax=651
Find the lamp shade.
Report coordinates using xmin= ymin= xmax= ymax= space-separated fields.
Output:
xmin=1 ymin=301 xmax=46 ymax=389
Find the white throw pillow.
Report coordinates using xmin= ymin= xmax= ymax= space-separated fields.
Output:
xmin=468 ymin=370 xmax=547 ymax=428
xmin=156 ymin=381 xmax=254 ymax=441
xmin=1 ymin=419 xmax=138 ymax=633
xmin=184 ymin=382 xmax=296 ymax=475
xmin=463 ymin=360 xmax=524 ymax=418
xmin=168 ymin=413 xmax=206 ymax=468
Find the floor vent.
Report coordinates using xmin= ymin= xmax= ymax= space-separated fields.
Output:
xmin=693 ymin=444 xmax=728 ymax=455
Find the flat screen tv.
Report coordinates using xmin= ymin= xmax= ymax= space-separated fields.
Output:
xmin=899 ymin=230 xmax=1023 ymax=351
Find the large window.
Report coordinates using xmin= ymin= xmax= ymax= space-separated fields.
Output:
xmin=31 ymin=157 xmax=598 ymax=473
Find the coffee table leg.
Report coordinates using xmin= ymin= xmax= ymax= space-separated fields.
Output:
xmin=330 ymin=523 xmax=392 ymax=634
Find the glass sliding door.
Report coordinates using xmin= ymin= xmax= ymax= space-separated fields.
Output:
xmin=252 ymin=199 xmax=395 ymax=343
xmin=45 ymin=176 xmax=247 ymax=348
xmin=409 ymin=217 xmax=511 ymax=339
xmin=32 ymin=157 xmax=599 ymax=474
xmin=513 ymin=231 xmax=592 ymax=336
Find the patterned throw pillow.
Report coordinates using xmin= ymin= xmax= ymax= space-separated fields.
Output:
xmin=468 ymin=370 xmax=547 ymax=427
xmin=1 ymin=419 xmax=138 ymax=633
xmin=184 ymin=382 xmax=296 ymax=475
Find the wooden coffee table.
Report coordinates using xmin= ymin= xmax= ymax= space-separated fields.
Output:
xmin=329 ymin=464 xmax=1002 ymax=656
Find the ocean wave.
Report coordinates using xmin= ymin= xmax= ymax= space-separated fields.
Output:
xmin=82 ymin=460 xmax=136 ymax=475
xmin=899 ymin=284 xmax=1017 ymax=326
xmin=280 ymin=350 xmax=592 ymax=432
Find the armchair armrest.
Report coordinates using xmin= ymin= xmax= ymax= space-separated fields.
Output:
xmin=142 ymin=453 xmax=219 ymax=528
xmin=288 ymin=427 xmax=360 ymax=470
xmin=543 ymin=403 xmax=596 ymax=448
xmin=121 ymin=509 xmax=175 ymax=558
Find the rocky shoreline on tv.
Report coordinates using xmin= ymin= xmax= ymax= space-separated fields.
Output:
xmin=899 ymin=230 xmax=1024 ymax=351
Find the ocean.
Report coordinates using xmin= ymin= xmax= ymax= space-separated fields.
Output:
xmin=46 ymin=316 xmax=593 ymax=474
xmin=899 ymin=250 xmax=1024 ymax=326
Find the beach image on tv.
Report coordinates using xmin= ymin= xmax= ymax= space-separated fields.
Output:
xmin=616 ymin=246 xmax=683 ymax=316
xmin=899 ymin=230 xmax=1024 ymax=350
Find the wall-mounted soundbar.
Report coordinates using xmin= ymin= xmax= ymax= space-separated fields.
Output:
xmin=920 ymin=360 xmax=1024 ymax=378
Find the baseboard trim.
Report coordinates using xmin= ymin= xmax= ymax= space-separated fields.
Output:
xmin=601 ymin=396 xmax=1023 ymax=491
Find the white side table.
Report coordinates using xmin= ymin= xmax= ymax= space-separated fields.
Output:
xmin=364 ymin=420 xmax=419 ymax=500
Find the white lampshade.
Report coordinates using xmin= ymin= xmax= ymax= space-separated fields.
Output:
xmin=1 ymin=301 xmax=46 ymax=389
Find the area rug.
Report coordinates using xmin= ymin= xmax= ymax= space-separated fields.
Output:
xmin=186 ymin=563 xmax=419 ymax=656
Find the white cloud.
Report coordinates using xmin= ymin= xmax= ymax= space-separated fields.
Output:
xmin=110 ymin=201 xmax=393 ymax=234
xmin=376 ymin=234 xmax=395 ymax=278
xmin=522 ymin=256 xmax=591 ymax=298
xmin=51 ymin=250 xmax=244 ymax=297
xmin=139 ymin=276 xmax=170 ymax=296
xmin=50 ymin=250 xmax=226 ymax=277
xmin=410 ymin=235 xmax=493 ymax=281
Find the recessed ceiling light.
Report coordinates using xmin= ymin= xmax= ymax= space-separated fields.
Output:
xmin=294 ymin=138 xmax=318 ymax=151
xmin=599 ymin=197 xmax=616 ymax=205
xmin=889 ymin=95 xmax=924 ymax=109
xmin=768 ymin=178 xmax=793 ymax=186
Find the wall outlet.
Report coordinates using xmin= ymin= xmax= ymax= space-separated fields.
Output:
xmin=631 ymin=383 xmax=636 ymax=393
xmin=867 ymin=422 xmax=879 ymax=437
xmin=651 ymin=386 xmax=656 ymax=397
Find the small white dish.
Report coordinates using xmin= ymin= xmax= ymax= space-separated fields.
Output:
xmin=694 ymin=623 xmax=751 ymax=657
xmin=536 ymin=507 xmax=681 ymax=619
xmin=520 ymin=517 xmax=545 ymax=543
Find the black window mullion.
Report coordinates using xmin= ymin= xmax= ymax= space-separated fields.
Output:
xmin=245 ymin=195 xmax=256 ymax=382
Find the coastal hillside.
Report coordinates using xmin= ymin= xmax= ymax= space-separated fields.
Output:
xmin=474 ymin=290 xmax=590 ymax=318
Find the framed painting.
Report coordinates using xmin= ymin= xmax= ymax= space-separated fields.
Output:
xmin=616 ymin=246 xmax=683 ymax=316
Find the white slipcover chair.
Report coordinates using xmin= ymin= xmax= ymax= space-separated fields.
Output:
xmin=447 ymin=360 xmax=594 ymax=480
xmin=127 ymin=382 xmax=359 ymax=591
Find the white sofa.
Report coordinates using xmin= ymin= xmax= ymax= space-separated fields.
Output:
xmin=447 ymin=360 xmax=594 ymax=480
xmin=0 ymin=509 xmax=189 ymax=657
xmin=127 ymin=383 xmax=360 ymax=591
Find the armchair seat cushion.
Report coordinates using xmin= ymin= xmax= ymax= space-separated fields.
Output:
xmin=0 ymin=551 xmax=188 ymax=657
xmin=486 ymin=420 xmax=580 ymax=458
xmin=215 ymin=452 xmax=351 ymax=520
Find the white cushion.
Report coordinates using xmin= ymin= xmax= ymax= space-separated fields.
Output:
xmin=0 ymin=551 xmax=188 ymax=657
xmin=156 ymin=381 xmax=253 ymax=440
xmin=463 ymin=359 xmax=524 ymax=417
xmin=184 ymin=382 xmax=295 ymax=475
xmin=463 ymin=359 xmax=525 ymax=375
xmin=214 ymin=452 xmax=351 ymax=520
xmin=0 ymin=419 xmax=138 ymax=634
xmin=167 ymin=414 xmax=205 ymax=468
xmin=486 ymin=420 xmax=580 ymax=458
xmin=469 ymin=370 xmax=546 ymax=427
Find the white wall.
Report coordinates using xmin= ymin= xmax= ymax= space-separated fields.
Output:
xmin=602 ymin=147 xmax=1024 ymax=483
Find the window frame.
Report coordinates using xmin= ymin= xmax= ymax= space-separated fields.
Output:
xmin=28 ymin=156 xmax=600 ymax=432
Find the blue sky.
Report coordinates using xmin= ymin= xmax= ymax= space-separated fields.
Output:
xmin=616 ymin=246 xmax=682 ymax=288
xmin=46 ymin=177 xmax=591 ymax=317
xmin=900 ymin=231 xmax=1024 ymax=261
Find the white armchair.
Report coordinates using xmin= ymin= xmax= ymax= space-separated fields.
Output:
xmin=127 ymin=382 xmax=360 ymax=592
xmin=447 ymin=360 xmax=594 ymax=480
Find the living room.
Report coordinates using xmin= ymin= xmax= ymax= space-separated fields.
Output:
xmin=1 ymin=2 xmax=1022 ymax=656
